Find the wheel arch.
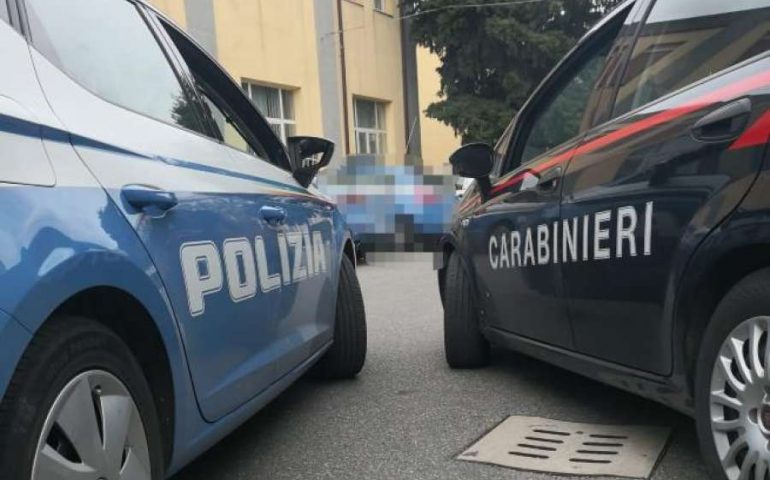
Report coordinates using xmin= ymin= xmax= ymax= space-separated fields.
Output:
xmin=51 ymin=286 xmax=176 ymax=468
xmin=5 ymin=249 xmax=195 ymax=471
xmin=677 ymin=241 xmax=770 ymax=395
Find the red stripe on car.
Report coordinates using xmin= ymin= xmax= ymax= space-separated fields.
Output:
xmin=730 ymin=109 xmax=770 ymax=150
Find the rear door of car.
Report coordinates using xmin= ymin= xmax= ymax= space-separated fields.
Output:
xmin=154 ymin=16 xmax=339 ymax=382
xmin=560 ymin=0 xmax=770 ymax=375
xmin=22 ymin=0 xmax=299 ymax=421
xmin=466 ymin=4 xmax=633 ymax=349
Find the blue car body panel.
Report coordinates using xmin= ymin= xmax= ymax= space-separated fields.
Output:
xmin=0 ymin=7 xmax=350 ymax=476
xmin=0 ymin=308 xmax=32 ymax=401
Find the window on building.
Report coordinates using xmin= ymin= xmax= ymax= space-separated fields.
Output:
xmin=354 ymin=99 xmax=387 ymax=155
xmin=242 ymin=83 xmax=296 ymax=144
xmin=613 ymin=0 xmax=770 ymax=116
xmin=25 ymin=0 xmax=203 ymax=134
xmin=374 ymin=0 xmax=385 ymax=13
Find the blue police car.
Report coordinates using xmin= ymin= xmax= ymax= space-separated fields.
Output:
xmin=0 ymin=1 xmax=367 ymax=478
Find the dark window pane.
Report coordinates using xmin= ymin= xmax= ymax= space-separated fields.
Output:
xmin=281 ymin=90 xmax=294 ymax=120
xmin=355 ymin=100 xmax=377 ymax=128
xmin=615 ymin=0 xmax=770 ymax=115
xmin=493 ymin=121 xmax=514 ymax=174
xmin=250 ymin=85 xmax=282 ymax=119
xmin=519 ymin=39 xmax=613 ymax=165
xmin=26 ymin=0 xmax=201 ymax=132
xmin=376 ymin=103 xmax=385 ymax=129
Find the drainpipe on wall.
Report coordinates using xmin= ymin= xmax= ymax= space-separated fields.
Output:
xmin=336 ymin=0 xmax=351 ymax=155
xmin=400 ymin=1 xmax=422 ymax=166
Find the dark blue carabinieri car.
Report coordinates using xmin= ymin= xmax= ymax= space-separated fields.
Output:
xmin=0 ymin=1 xmax=366 ymax=478
xmin=439 ymin=1 xmax=770 ymax=478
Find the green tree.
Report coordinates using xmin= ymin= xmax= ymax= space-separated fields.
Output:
xmin=408 ymin=0 xmax=622 ymax=144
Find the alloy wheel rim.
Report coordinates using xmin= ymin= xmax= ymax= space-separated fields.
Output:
xmin=31 ymin=370 xmax=151 ymax=480
xmin=710 ymin=316 xmax=770 ymax=480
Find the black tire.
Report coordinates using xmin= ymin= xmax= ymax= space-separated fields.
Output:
xmin=444 ymin=252 xmax=490 ymax=368
xmin=311 ymin=255 xmax=367 ymax=379
xmin=695 ymin=268 xmax=770 ymax=480
xmin=0 ymin=315 xmax=165 ymax=480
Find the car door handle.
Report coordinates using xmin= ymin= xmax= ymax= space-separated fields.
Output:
xmin=259 ymin=205 xmax=287 ymax=225
xmin=122 ymin=184 xmax=178 ymax=213
xmin=692 ymin=97 xmax=752 ymax=142
xmin=536 ymin=166 xmax=563 ymax=192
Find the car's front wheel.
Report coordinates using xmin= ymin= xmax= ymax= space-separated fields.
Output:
xmin=0 ymin=316 xmax=164 ymax=480
xmin=696 ymin=269 xmax=770 ymax=480
xmin=311 ymin=255 xmax=367 ymax=379
xmin=443 ymin=252 xmax=489 ymax=369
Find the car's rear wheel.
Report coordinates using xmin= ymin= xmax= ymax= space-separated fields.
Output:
xmin=696 ymin=269 xmax=770 ymax=480
xmin=0 ymin=316 xmax=164 ymax=480
xmin=311 ymin=255 xmax=367 ymax=379
xmin=443 ymin=252 xmax=489 ymax=369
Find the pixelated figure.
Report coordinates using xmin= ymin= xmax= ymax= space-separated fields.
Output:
xmin=318 ymin=154 xmax=456 ymax=253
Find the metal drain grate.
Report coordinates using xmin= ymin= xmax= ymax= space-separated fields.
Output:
xmin=458 ymin=416 xmax=670 ymax=478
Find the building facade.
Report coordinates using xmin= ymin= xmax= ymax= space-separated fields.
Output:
xmin=148 ymin=0 xmax=460 ymax=171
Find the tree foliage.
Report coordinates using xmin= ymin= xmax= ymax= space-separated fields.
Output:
xmin=408 ymin=0 xmax=622 ymax=144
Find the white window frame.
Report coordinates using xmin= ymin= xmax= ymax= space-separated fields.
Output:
xmin=242 ymin=82 xmax=296 ymax=144
xmin=354 ymin=98 xmax=387 ymax=155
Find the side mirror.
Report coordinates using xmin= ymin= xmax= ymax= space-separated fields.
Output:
xmin=449 ymin=143 xmax=493 ymax=199
xmin=286 ymin=136 xmax=335 ymax=188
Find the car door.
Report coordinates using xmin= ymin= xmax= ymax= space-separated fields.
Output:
xmin=561 ymin=0 xmax=770 ymax=375
xmin=467 ymin=6 xmax=631 ymax=348
xmin=23 ymin=0 xmax=297 ymax=421
xmin=257 ymin=182 xmax=337 ymax=379
xmin=155 ymin=16 xmax=339 ymax=384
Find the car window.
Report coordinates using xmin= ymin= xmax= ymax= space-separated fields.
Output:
xmin=198 ymin=87 xmax=253 ymax=155
xmin=25 ymin=0 xmax=203 ymax=134
xmin=614 ymin=0 xmax=770 ymax=116
xmin=158 ymin=18 xmax=290 ymax=170
xmin=492 ymin=120 xmax=514 ymax=178
xmin=516 ymin=34 xmax=616 ymax=166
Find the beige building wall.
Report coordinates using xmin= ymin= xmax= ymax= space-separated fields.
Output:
xmin=149 ymin=0 xmax=187 ymax=29
xmin=340 ymin=0 xmax=406 ymax=163
xmin=213 ymin=0 xmax=325 ymax=139
xmin=416 ymin=46 xmax=461 ymax=171
xmin=147 ymin=0 xmax=461 ymax=169
xmin=150 ymin=0 xmax=325 ymax=139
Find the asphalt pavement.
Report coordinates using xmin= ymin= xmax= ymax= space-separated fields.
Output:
xmin=172 ymin=255 xmax=707 ymax=480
